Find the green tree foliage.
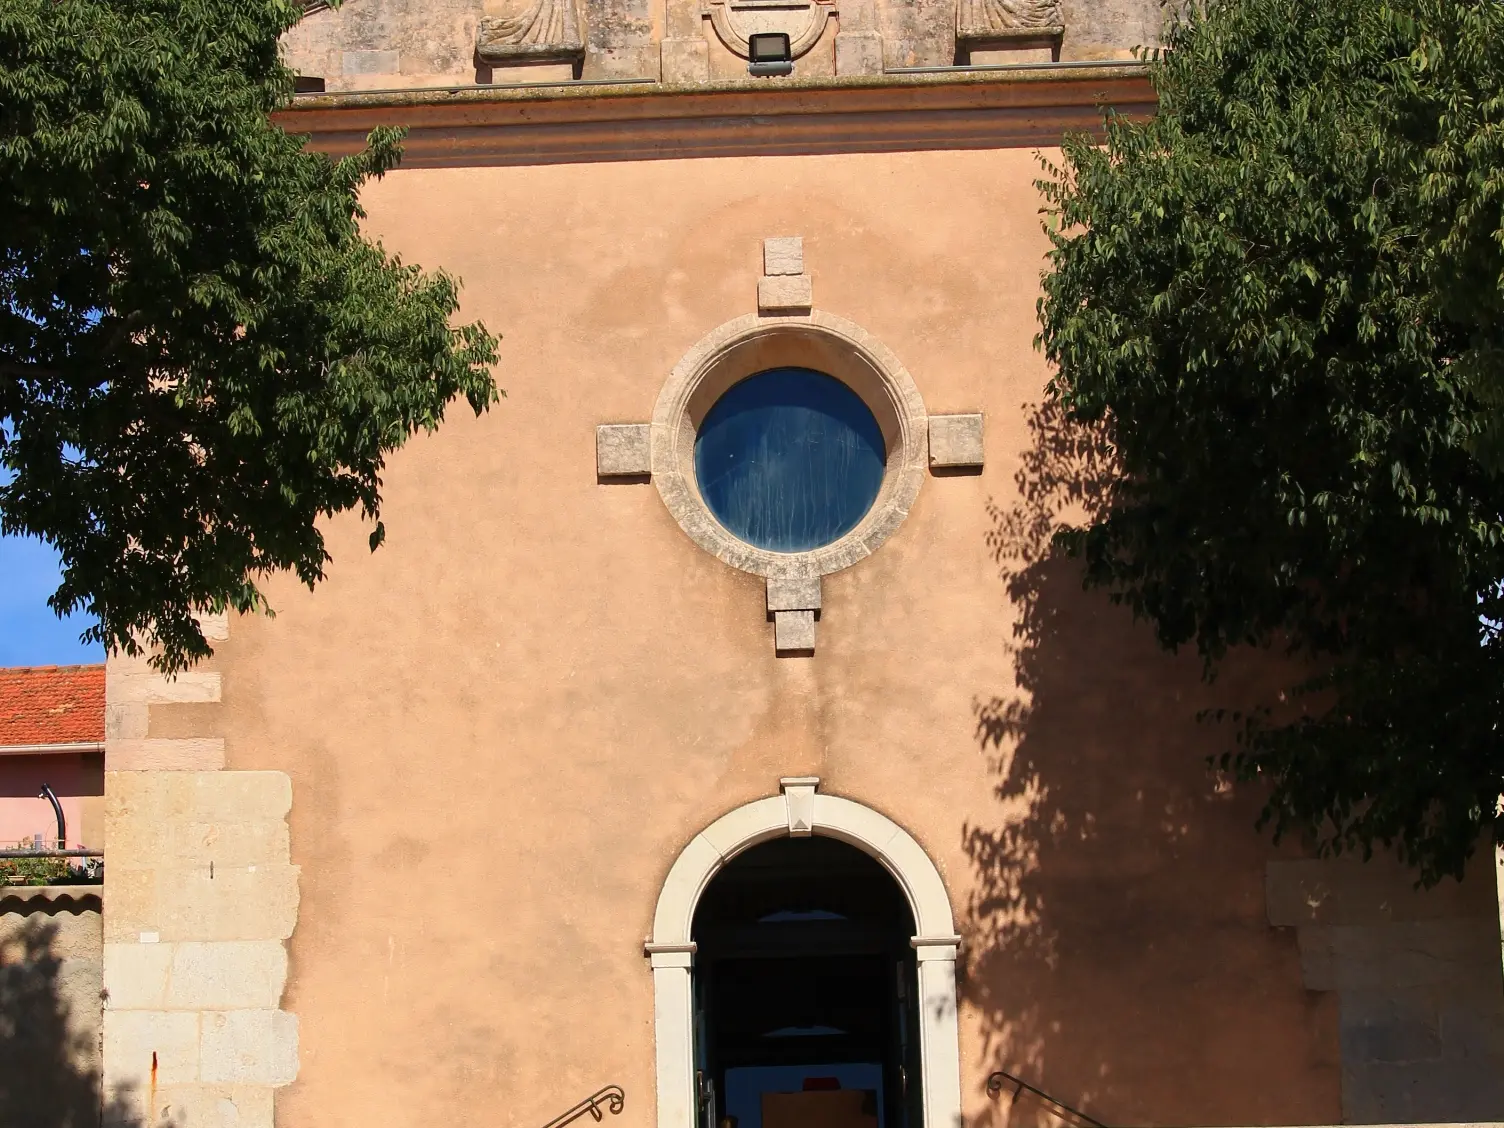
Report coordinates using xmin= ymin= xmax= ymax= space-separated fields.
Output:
xmin=1038 ymin=0 xmax=1504 ymax=884
xmin=0 ymin=0 xmax=500 ymax=671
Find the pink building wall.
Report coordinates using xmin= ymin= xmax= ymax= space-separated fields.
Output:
xmin=0 ymin=752 xmax=104 ymax=850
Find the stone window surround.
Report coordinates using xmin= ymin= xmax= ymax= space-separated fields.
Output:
xmin=644 ymin=777 xmax=963 ymax=1128
xmin=597 ymin=239 xmax=983 ymax=653
xmin=649 ymin=310 xmax=930 ymax=582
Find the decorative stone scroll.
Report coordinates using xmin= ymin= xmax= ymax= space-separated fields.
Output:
xmin=705 ymin=0 xmax=837 ymax=61
xmin=476 ymin=0 xmax=586 ymax=64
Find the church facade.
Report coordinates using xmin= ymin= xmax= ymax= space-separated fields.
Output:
xmin=90 ymin=3 xmax=1504 ymax=1128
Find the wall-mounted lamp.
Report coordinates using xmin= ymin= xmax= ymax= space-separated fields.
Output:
xmin=748 ymin=32 xmax=794 ymax=76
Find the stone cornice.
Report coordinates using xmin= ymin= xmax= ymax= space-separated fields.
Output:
xmin=273 ymin=63 xmax=1154 ymax=168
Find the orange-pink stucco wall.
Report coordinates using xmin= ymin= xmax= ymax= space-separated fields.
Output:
xmin=173 ymin=145 xmax=1371 ymax=1128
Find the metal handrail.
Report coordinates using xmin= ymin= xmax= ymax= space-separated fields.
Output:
xmin=540 ymin=1086 xmax=625 ymax=1128
xmin=0 ymin=849 xmax=102 ymax=859
xmin=986 ymin=1069 xmax=1104 ymax=1128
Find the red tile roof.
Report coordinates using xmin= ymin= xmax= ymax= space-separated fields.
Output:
xmin=0 ymin=665 xmax=106 ymax=747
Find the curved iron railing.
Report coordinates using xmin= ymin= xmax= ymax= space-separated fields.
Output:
xmin=986 ymin=1069 xmax=1103 ymax=1128
xmin=540 ymin=1086 xmax=625 ymax=1128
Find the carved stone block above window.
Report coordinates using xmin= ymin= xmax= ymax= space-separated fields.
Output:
xmin=759 ymin=236 xmax=813 ymax=314
xmin=763 ymin=237 xmax=805 ymax=277
xmin=758 ymin=275 xmax=813 ymax=314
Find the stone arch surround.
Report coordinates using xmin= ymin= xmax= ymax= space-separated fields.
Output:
xmin=644 ymin=778 xmax=962 ymax=1128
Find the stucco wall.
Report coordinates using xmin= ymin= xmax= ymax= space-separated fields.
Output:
xmin=142 ymin=144 xmax=1477 ymax=1128
xmin=0 ymin=888 xmax=104 ymax=1128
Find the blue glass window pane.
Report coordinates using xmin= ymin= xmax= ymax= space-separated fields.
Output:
xmin=694 ymin=367 xmax=887 ymax=553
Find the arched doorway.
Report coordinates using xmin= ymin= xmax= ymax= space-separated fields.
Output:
xmin=692 ymin=835 xmax=919 ymax=1128
xmin=646 ymin=779 xmax=961 ymax=1128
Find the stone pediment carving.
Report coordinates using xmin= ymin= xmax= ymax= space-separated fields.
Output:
xmin=705 ymin=0 xmax=837 ymax=61
xmin=956 ymin=0 xmax=1063 ymax=42
xmin=477 ymin=0 xmax=586 ymax=62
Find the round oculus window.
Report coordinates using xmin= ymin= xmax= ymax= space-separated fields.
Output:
xmin=692 ymin=367 xmax=887 ymax=553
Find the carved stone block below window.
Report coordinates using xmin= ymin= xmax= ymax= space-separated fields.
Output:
xmin=774 ymin=609 xmax=816 ymax=653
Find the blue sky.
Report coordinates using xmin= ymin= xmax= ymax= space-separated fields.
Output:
xmin=0 ymin=532 xmax=103 ymax=667
xmin=0 ymin=454 xmax=104 ymax=667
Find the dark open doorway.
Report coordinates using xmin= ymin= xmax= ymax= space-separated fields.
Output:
xmin=691 ymin=836 xmax=920 ymax=1128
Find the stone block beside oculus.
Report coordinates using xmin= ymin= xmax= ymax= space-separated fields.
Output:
xmin=596 ymin=423 xmax=652 ymax=477
xmin=928 ymin=413 xmax=984 ymax=468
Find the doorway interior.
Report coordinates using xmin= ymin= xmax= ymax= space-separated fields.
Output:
xmin=691 ymin=836 xmax=920 ymax=1128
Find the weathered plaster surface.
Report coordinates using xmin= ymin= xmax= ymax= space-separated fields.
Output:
xmin=176 ymin=145 xmax=1469 ymax=1128
xmin=137 ymin=20 xmax=1504 ymax=1127
xmin=0 ymin=889 xmax=103 ymax=1127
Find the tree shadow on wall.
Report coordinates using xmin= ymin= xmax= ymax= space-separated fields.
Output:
xmin=0 ymin=910 xmax=144 ymax=1128
xmin=959 ymin=403 xmax=1338 ymax=1128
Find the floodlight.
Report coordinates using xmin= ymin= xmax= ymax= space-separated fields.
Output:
xmin=748 ymin=32 xmax=794 ymax=76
